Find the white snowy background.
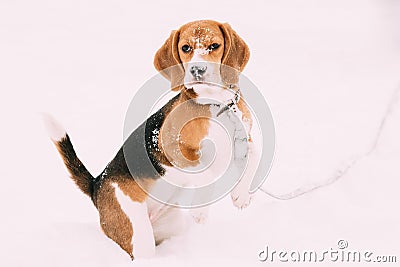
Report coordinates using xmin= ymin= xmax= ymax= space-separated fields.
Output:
xmin=1 ymin=0 xmax=399 ymax=266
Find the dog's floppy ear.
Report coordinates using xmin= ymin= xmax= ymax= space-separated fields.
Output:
xmin=154 ymin=30 xmax=184 ymax=91
xmin=219 ymin=23 xmax=250 ymax=84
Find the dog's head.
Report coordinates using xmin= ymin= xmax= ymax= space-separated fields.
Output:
xmin=154 ymin=20 xmax=250 ymax=102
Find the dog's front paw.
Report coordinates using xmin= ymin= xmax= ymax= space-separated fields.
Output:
xmin=190 ymin=209 xmax=208 ymax=224
xmin=231 ymin=190 xmax=252 ymax=209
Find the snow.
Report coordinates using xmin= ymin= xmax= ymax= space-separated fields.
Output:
xmin=1 ymin=0 xmax=399 ymax=266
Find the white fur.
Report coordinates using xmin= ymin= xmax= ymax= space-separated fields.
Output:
xmin=146 ymin=197 xmax=189 ymax=244
xmin=162 ymin=120 xmax=232 ymax=188
xmin=230 ymin=141 xmax=261 ymax=208
xmin=207 ymin=102 xmax=262 ymax=209
xmin=193 ymin=84 xmax=235 ymax=105
xmin=157 ymin=101 xmax=260 ymax=214
xmin=113 ymin=183 xmax=155 ymax=258
xmin=230 ymin=110 xmax=262 ymax=208
xmin=41 ymin=113 xmax=66 ymax=141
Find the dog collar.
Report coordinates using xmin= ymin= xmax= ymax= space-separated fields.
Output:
xmin=216 ymin=84 xmax=241 ymax=117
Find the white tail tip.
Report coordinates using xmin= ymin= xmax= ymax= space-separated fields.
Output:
xmin=41 ymin=113 xmax=67 ymax=141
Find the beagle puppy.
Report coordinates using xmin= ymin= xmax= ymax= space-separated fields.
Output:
xmin=45 ymin=20 xmax=261 ymax=260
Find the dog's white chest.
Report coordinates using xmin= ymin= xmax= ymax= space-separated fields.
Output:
xmin=160 ymin=103 xmax=249 ymax=187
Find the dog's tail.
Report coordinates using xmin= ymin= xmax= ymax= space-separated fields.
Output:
xmin=42 ymin=114 xmax=94 ymax=197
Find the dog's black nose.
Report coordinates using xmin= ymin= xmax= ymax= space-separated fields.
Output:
xmin=190 ymin=65 xmax=207 ymax=80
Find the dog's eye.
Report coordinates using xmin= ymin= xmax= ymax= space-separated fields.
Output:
xmin=181 ymin=45 xmax=192 ymax=53
xmin=208 ymin=43 xmax=220 ymax=51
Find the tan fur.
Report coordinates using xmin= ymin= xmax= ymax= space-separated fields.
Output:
xmin=154 ymin=30 xmax=184 ymax=91
xmin=96 ymin=177 xmax=154 ymax=260
xmin=154 ymin=20 xmax=250 ymax=88
xmin=219 ymin=23 xmax=250 ymax=84
xmin=159 ymin=92 xmax=211 ymax=167
xmin=177 ymin=21 xmax=225 ymax=65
